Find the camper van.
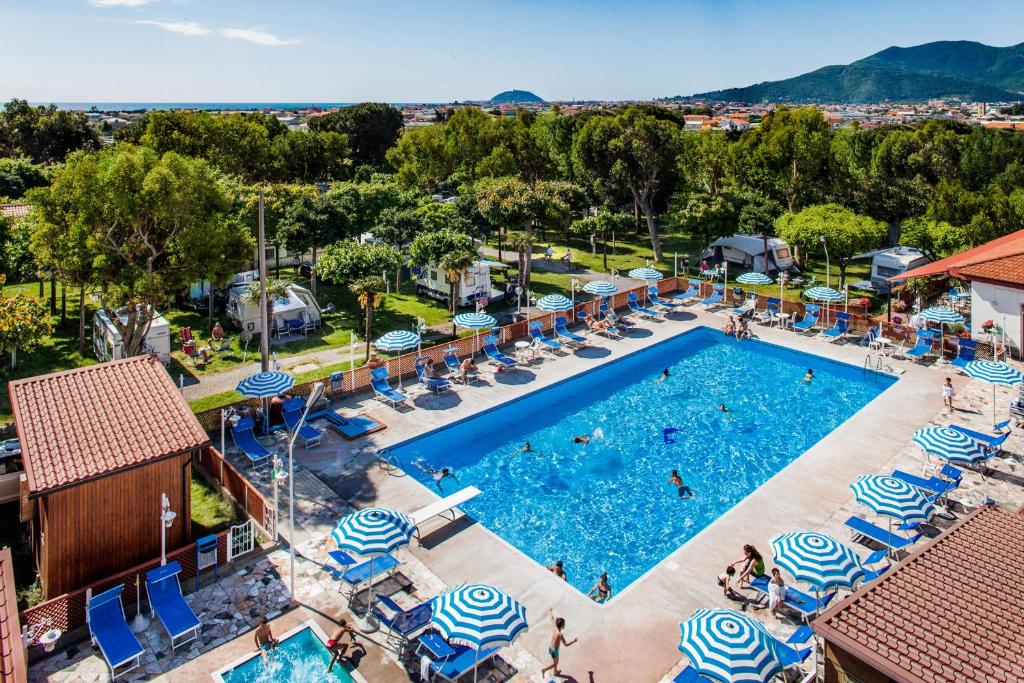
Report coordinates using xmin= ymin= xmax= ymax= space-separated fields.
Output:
xmin=414 ymin=260 xmax=508 ymax=307
xmin=870 ymin=247 xmax=930 ymax=292
xmin=701 ymin=234 xmax=795 ymax=276
xmin=225 ymin=282 xmax=321 ymax=340
xmin=93 ymin=308 xmax=172 ymax=365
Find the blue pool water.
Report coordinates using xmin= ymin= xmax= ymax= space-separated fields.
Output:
xmin=392 ymin=327 xmax=896 ymax=596
xmin=219 ymin=626 xmax=354 ymax=683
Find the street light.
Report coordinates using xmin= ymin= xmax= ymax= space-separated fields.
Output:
xmin=819 ymin=235 xmax=830 ymax=289
xmin=287 ymin=381 xmax=325 ymax=600
xmin=160 ymin=492 xmax=176 ymax=566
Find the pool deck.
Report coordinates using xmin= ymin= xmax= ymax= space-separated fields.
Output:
xmin=288 ymin=306 xmax=972 ymax=682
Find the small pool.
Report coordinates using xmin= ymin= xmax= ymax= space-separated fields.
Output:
xmin=391 ymin=326 xmax=896 ymax=597
xmin=213 ymin=621 xmax=365 ymax=683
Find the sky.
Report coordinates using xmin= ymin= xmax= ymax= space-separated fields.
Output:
xmin=2 ymin=0 xmax=1023 ymax=103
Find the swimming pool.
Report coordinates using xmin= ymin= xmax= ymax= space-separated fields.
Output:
xmin=392 ymin=326 xmax=896 ymax=597
xmin=213 ymin=621 xmax=365 ymax=683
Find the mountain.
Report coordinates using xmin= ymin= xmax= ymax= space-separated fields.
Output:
xmin=694 ymin=41 xmax=1024 ymax=103
xmin=489 ymin=90 xmax=544 ymax=104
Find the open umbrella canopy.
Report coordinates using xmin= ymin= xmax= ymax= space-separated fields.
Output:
xmin=583 ymin=280 xmax=617 ymax=296
xmin=963 ymin=360 xmax=1024 ymax=386
xmin=331 ymin=507 xmax=416 ymax=556
xmin=236 ymin=371 xmax=294 ymax=398
xmin=771 ymin=532 xmax=865 ymax=591
xmin=430 ymin=584 xmax=528 ymax=649
xmin=804 ymin=286 xmax=843 ymax=302
xmin=850 ymin=475 xmax=934 ymax=525
xmin=736 ymin=272 xmax=772 ymax=285
xmin=678 ymin=609 xmax=783 ymax=683
xmin=918 ymin=307 xmax=964 ymax=325
xmin=536 ymin=294 xmax=574 ymax=311
xmin=373 ymin=329 xmax=420 ymax=352
xmin=628 ymin=267 xmax=662 ymax=281
xmin=913 ymin=427 xmax=989 ymax=465
xmin=453 ymin=312 xmax=497 ymax=329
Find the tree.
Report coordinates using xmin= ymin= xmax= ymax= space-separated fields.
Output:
xmin=775 ymin=204 xmax=886 ymax=287
xmin=0 ymin=294 xmax=53 ymax=367
xmin=898 ymin=217 xmax=971 ymax=258
xmin=672 ymin=193 xmax=736 ymax=248
xmin=475 ymin=177 xmax=542 ymax=290
xmin=0 ymin=99 xmax=100 ymax=163
xmin=315 ymin=241 xmax=403 ymax=358
xmin=408 ymin=229 xmax=478 ymax=316
xmin=308 ymin=103 xmax=404 ymax=167
xmin=241 ymin=278 xmax=290 ymax=341
xmin=278 ymin=192 xmax=350 ymax=297
xmin=40 ymin=144 xmax=252 ymax=356
xmin=272 ymin=131 xmax=351 ymax=182
xmin=569 ymin=211 xmax=633 ymax=271
xmin=0 ymin=157 xmax=47 ymax=199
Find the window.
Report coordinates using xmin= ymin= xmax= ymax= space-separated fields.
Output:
xmin=775 ymin=248 xmax=791 ymax=260
xmin=876 ymin=265 xmax=901 ymax=278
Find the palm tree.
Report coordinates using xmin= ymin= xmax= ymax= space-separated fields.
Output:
xmin=505 ymin=231 xmax=535 ymax=292
xmin=349 ymin=276 xmax=384 ymax=360
xmin=242 ymin=278 xmax=291 ymax=339
xmin=439 ymin=246 xmax=478 ymax=336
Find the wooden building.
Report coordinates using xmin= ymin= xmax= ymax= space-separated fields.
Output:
xmin=0 ymin=547 xmax=27 ymax=682
xmin=811 ymin=505 xmax=1024 ymax=683
xmin=8 ymin=356 xmax=210 ymax=599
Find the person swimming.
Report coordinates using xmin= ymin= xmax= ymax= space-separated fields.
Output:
xmin=417 ymin=463 xmax=458 ymax=491
xmin=521 ymin=441 xmax=533 ymax=453
xmin=663 ymin=427 xmax=681 ymax=444
xmin=801 ymin=368 xmax=815 ymax=384
xmin=655 ymin=368 xmax=670 ymax=383
xmin=669 ymin=469 xmax=693 ymax=498
xmin=718 ymin=403 xmax=730 ymax=413
xmin=573 ymin=435 xmax=591 ymax=445
xmin=587 ymin=572 xmax=612 ymax=603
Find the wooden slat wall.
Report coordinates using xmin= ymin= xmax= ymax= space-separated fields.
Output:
xmin=0 ymin=548 xmax=27 ymax=683
xmin=38 ymin=453 xmax=192 ymax=599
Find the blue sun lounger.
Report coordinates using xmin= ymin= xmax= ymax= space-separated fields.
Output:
xmin=555 ymin=316 xmax=587 ymax=345
xmin=951 ymin=424 xmax=1008 ymax=457
xmin=283 ymin=398 xmax=323 ymax=447
xmin=372 ymin=593 xmax=433 ymax=653
xmin=87 ymin=584 xmax=145 ymax=680
xmin=145 ymin=561 xmax=201 ymax=650
xmin=430 ymin=642 xmax=501 ymax=682
xmin=699 ymin=285 xmax=724 ymax=308
xmin=749 ymin=575 xmax=836 ymax=620
xmin=230 ymin=417 xmax=271 ymax=469
xmin=820 ymin=312 xmax=850 ymax=341
xmin=903 ymin=330 xmax=934 ymax=361
xmin=578 ymin=310 xmax=621 ymax=338
xmin=627 ymin=293 xmax=660 ymax=319
xmin=442 ymin=348 xmax=479 ymax=383
xmin=370 ymin=367 xmax=409 ymax=407
xmin=753 ymin=297 xmax=780 ymax=325
xmin=339 ymin=553 xmax=400 ymax=599
xmin=792 ymin=310 xmax=818 ymax=333
xmin=892 ymin=469 xmax=959 ymax=498
xmin=861 ymin=548 xmax=891 ymax=583
xmin=648 ymin=286 xmax=679 ymax=309
xmin=951 ymin=339 xmax=977 ymax=369
xmin=529 ymin=321 xmax=562 ymax=351
xmin=845 ymin=516 xmax=922 ymax=552
xmin=415 ymin=358 xmax=452 ymax=394
xmin=482 ymin=336 xmax=517 ymax=368
xmin=673 ymin=284 xmax=700 ymax=303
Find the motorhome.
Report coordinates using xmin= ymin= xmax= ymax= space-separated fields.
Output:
xmin=225 ymin=282 xmax=321 ymax=340
xmin=870 ymin=247 xmax=930 ymax=292
xmin=93 ymin=308 xmax=172 ymax=365
xmin=701 ymin=234 xmax=795 ymax=276
xmin=414 ymin=260 xmax=509 ymax=307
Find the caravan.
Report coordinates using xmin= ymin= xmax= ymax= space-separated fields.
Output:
xmin=225 ymin=282 xmax=322 ymax=340
xmin=701 ymin=234 xmax=795 ymax=276
xmin=870 ymin=247 xmax=930 ymax=292
xmin=414 ymin=260 xmax=511 ymax=307
xmin=93 ymin=308 xmax=172 ymax=365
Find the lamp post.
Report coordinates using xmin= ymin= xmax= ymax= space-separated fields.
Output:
xmin=271 ymin=455 xmax=286 ymax=544
xmin=570 ymin=278 xmax=580 ymax=309
xmin=160 ymin=492 xmax=176 ymax=566
xmin=819 ymin=235 xmax=830 ymax=289
xmin=287 ymin=382 xmax=325 ymax=600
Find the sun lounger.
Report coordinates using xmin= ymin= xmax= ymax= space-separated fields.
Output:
xmin=754 ymin=298 xmax=780 ymax=325
xmin=230 ymin=417 xmax=272 ymax=468
xmin=903 ymin=330 xmax=934 ymax=361
xmin=892 ymin=469 xmax=959 ymax=498
xmin=626 ymin=293 xmax=660 ymax=320
xmin=599 ymin=302 xmax=633 ymax=328
xmin=749 ymin=575 xmax=835 ymax=620
xmin=145 ymin=561 xmax=201 ymax=650
xmin=415 ymin=358 xmax=452 ymax=394
xmin=430 ymin=642 xmax=501 ymax=682
xmin=87 ymin=585 xmax=145 ymax=680
xmin=339 ymin=553 xmax=400 ymax=599
xmin=791 ymin=310 xmax=818 ymax=333
xmin=554 ymin=316 xmax=587 ymax=345
xmin=579 ymin=311 xmax=621 ymax=338
xmin=443 ymin=349 xmax=479 ymax=383
xmin=529 ymin=322 xmax=562 ymax=351
xmin=776 ymin=626 xmax=815 ymax=666
xmin=410 ymin=486 xmax=482 ymax=542
xmin=861 ymin=548 xmax=891 ymax=583
xmin=283 ymin=398 xmax=323 ymax=448
xmin=648 ymin=286 xmax=679 ymax=309
xmin=950 ymin=425 xmax=1008 ymax=457
xmin=699 ymin=285 xmax=724 ymax=308
xmin=731 ymin=295 xmax=757 ymax=318
xmin=845 ymin=516 xmax=922 ymax=552
xmin=673 ymin=284 xmax=700 ymax=303
xmin=482 ymin=336 xmax=517 ymax=368
xmin=673 ymin=666 xmax=702 ymax=683
xmin=951 ymin=339 xmax=976 ymax=369
xmin=820 ymin=312 xmax=850 ymax=341
xmin=373 ymin=593 xmax=433 ymax=653
xmin=370 ymin=367 xmax=409 ymax=408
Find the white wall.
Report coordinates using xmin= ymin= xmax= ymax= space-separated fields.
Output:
xmin=970 ymin=281 xmax=1024 ymax=353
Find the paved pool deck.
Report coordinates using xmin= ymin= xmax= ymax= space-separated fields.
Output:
xmin=286 ymin=305 xmax=970 ymax=683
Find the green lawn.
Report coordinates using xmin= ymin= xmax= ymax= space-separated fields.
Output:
xmin=191 ymin=475 xmax=239 ymax=537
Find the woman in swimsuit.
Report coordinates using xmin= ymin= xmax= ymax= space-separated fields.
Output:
xmin=587 ymin=572 xmax=612 ymax=603
xmin=540 ymin=610 xmax=577 ymax=678
xmin=730 ymin=544 xmax=766 ymax=586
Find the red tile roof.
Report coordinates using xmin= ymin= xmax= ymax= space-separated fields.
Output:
xmin=812 ymin=505 xmax=1024 ymax=683
xmin=892 ymin=228 xmax=1024 ymax=283
xmin=957 ymin=253 xmax=1024 ymax=287
xmin=8 ymin=356 xmax=210 ymax=496
xmin=0 ymin=203 xmax=30 ymax=219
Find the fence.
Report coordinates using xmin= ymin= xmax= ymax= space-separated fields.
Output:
xmin=195 ymin=446 xmax=274 ymax=536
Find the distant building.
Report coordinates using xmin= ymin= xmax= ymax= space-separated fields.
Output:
xmin=0 ymin=203 xmax=30 ymax=220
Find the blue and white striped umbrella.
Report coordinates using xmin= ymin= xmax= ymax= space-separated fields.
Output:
xmin=331 ymin=507 xmax=416 ymax=556
xmin=430 ymin=584 xmax=528 ymax=649
xmin=918 ymin=307 xmax=964 ymax=325
xmin=850 ymin=475 xmax=934 ymax=524
xmin=453 ymin=312 xmax=497 ymax=329
xmin=236 ymin=371 xmax=294 ymax=398
xmin=536 ymin=294 xmax=574 ymax=311
xmin=373 ymin=329 xmax=420 ymax=352
xmin=963 ymin=360 xmax=1024 ymax=386
xmin=583 ymin=280 xmax=617 ymax=296
xmin=913 ymin=427 xmax=988 ymax=465
xmin=628 ymin=267 xmax=662 ymax=281
xmin=771 ymin=532 xmax=865 ymax=591
xmin=736 ymin=272 xmax=773 ymax=285
xmin=804 ymin=286 xmax=843 ymax=302
xmin=678 ymin=609 xmax=783 ymax=683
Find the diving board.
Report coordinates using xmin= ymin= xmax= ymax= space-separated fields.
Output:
xmin=410 ymin=486 xmax=482 ymax=542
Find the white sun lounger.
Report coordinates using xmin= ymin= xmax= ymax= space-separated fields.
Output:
xmin=410 ymin=486 xmax=482 ymax=542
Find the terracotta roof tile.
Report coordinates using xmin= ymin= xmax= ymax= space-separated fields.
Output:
xmin=893 ymin=229 xmax=1024 ymax=282
xmin=8 ymin=356 xmax=209 ymax=495
xmin=812 ymin=506 xmax=1024 ymax=683
xmin=0 ymin=203 xmax=30 ymax=218
xmin=957 ymin=253 xmax=1024 ymax=287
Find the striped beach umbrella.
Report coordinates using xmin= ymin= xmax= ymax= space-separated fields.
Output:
xmin=454 ymin=312 xmax=497 ymax=357
xmin=431 ymin=584 xmax=528 ymax=683
xmin=331 ymin=507 xmax=416 ymax=555
xmin=913 ymin=427 xmax=988 ymax=465
xmin=736 ymin=272 xmax=772 ymax=285
xmin=771 ymin=532 xmax=865 ymax=592
xmin=678 ymin=609 xmax=783 ymax=683
xmin=963 ymin=360 xmax=1024 ymax=425
xmin=536 ymin=294 xmax=573 ymax=311
xmin=628 ymin=267 xmax=662 ymax=281
xmin=804 ymin=286 xmax=842 ymax=302
xmin=373 ymin=329 xmax=420 ymax=352
xmin=583 ymin=280 xmax=617 ymax=296
xmin=236 ymin=370 xmax=294 ymax=398
xmin=850 ymin=475 xmax=934 ymax=525
xmin=918 ymin=307 xmax=964 ymax=325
